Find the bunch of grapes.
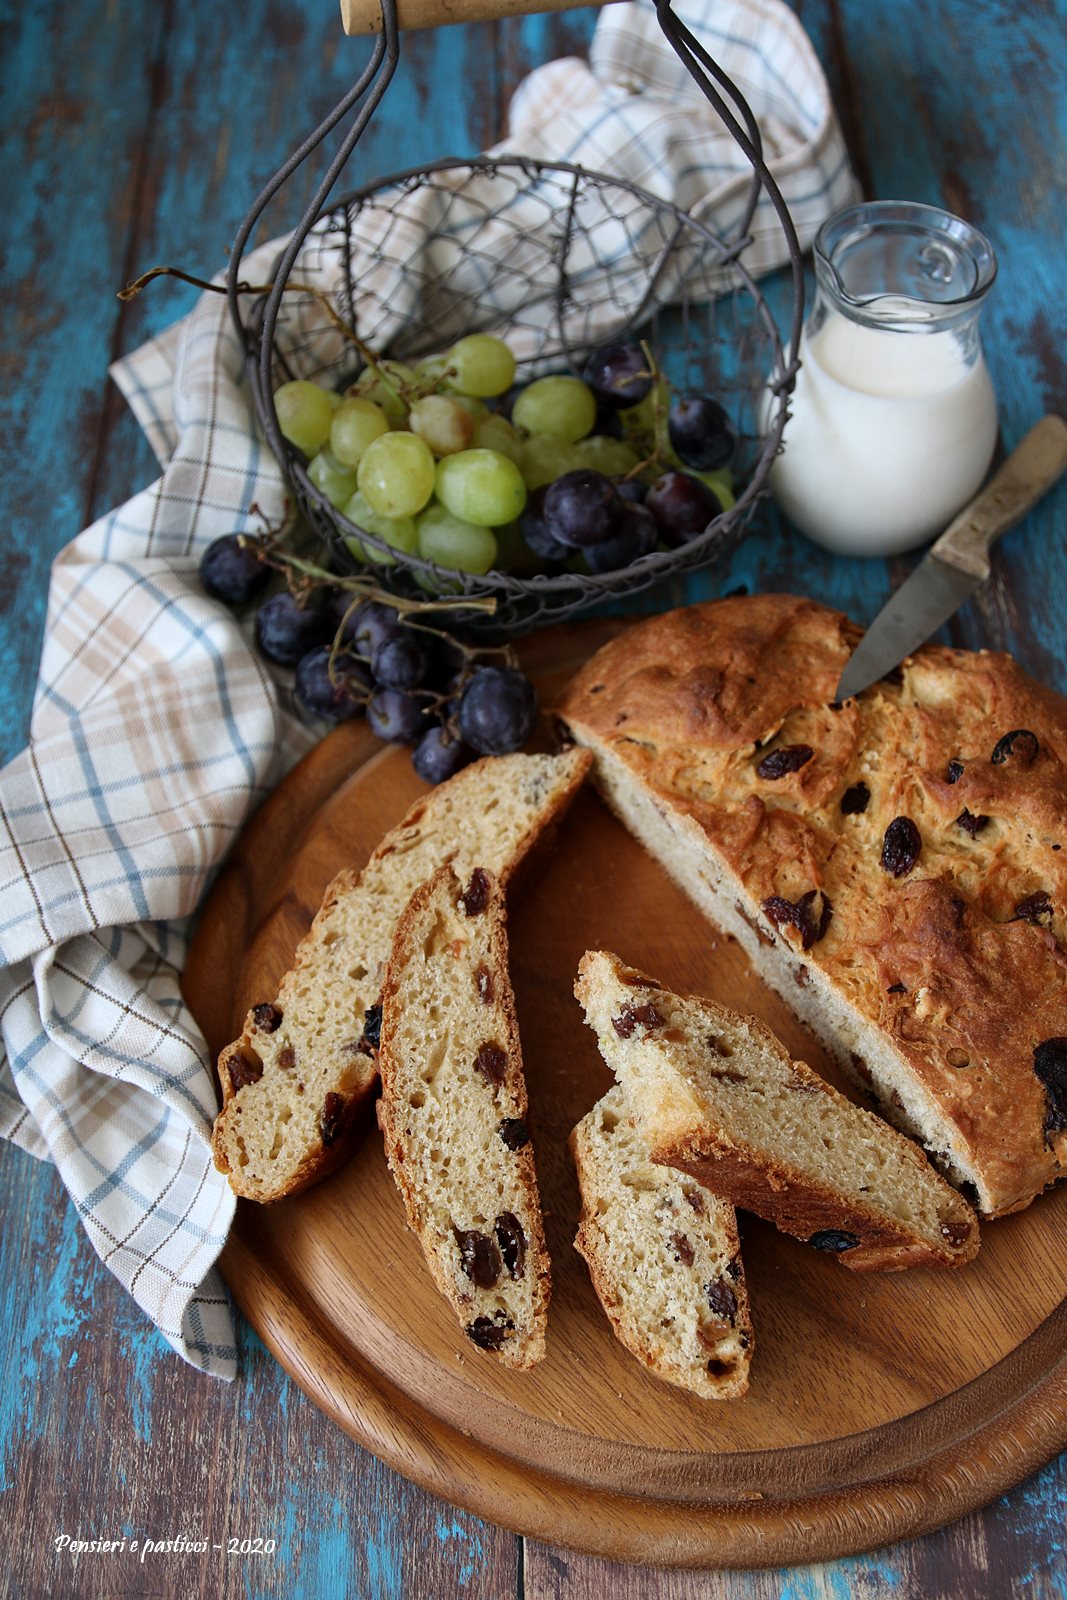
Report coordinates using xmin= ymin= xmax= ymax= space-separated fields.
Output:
xmin=199 ymin=331 xmax=740 ymax=784
xmin=269 ymin=332 xmax=738 ymax=581
xmin=199 ymin=535 xmax=537 ymax=785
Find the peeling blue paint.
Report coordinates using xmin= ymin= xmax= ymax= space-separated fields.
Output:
xmin=434 ymin=1515 xmax=485 ymax=1586
xmin=363 ymin=1508 xmax=404 ymax=1600
xmin=122 ymin=1325 xmax=158 ymax=1445
xmin=248 ymin=1489 xmax=404 ymax=1600
xmin=1 ymin=1157 xmax=94 ymax=1486
xmin=994 ymin=1459 xmax=1067 ymax=1590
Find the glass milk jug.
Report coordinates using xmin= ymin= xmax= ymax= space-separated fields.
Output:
xmin=770 ymin=201 xmax=998 ymax=556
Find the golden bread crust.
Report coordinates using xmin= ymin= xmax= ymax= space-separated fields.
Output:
xmin=212 ymin=748 xmax=590 ymax=1202
xmin=574 ymin=950 xmax=980 ymax=1272
xmin=559 ymin=601 xmax=1067 ymax=1217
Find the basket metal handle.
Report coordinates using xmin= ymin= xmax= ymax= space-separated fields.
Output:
xmin=226 ymin=0 xmax=401 ymax=412
xmin=228 ymin=0 xmax=805 ymax=415
xmin=332 ymin=0 xmax=806 ymax=386
xmin=340 ymin=0 xmax=620 ymax=34
xmin=654 ymin=0 xmax=804 ymax=385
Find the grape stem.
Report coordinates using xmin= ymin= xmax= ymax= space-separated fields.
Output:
xmin=642 ymin=341 xmax=670 ymax=462
xmin=238 ymin=511 xmax=500 ymax=705
xmin=402 ymin=616 xmax=515 ymax=658
xmin=244 ymin=535 xmax=495 ymax=620
xmin=119 ymin=264 xmax=401 ymax=405
xmin=324 ymin=606 xmax=502 ymax=727
xmin=617 ymin=339 xmax=675 ymax=483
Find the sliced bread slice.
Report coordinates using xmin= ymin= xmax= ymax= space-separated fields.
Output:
xmin=377 ymin=864 xmax=550 ymax=1368
xmin=571 ymin=1085 xmax=752 ymax=1399
xmin=212 ymin=747 xmax=590 ymax=1201
xmin=575 ymin=951 xmax=980 ymax=1272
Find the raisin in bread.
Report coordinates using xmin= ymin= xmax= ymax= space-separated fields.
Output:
xmin=571 ymin=1085 xmax=752 ymax=1399
xmin=576 ymin=951 xmax=979 ymax=1271
xmin=212 ymin=748 xmax=590 ymax=1201
xmin=558 ymin=595 xmax=1067 ymax=1217
xmin=377 ymin=864 xmax=550 ymax=1368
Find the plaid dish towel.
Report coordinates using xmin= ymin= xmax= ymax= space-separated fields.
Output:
xmin=0 ymin=0 xmax=857 ymax=1380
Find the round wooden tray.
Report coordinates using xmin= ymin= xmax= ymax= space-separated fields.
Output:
xmin=184 ymin=620 xmax=1067 ymax=1569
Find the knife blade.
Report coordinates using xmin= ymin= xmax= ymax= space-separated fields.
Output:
xmin=835 ymin=413 xmax=1067 ymax=704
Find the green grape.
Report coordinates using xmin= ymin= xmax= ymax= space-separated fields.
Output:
xmin=409 ymin=395 xmax=474 ymax=457
xmin=351 ymin=360 xmax=417 ymax=424
xmin=308 ymin=448 xmax=357 ymax=508
xmin=512 ymin=376 xmax=596 ymax=443
xmin=619 ymin=376 xmax=672 ymax=450
xmin=473 ymin=414 xmax=524 ymax=465
xmin=435 ymin=449 xmax=527 ymax=526
xmin=696 ymin=467 xmax=736 ymax=512
xmin=446 ymin=334 xmax=516 ymax=399
xmin=325 ymin=389 xmax=343 ymax=411
xmin=519 ymin=434 xmax=583 ymax=490
xmin=414 ymin=353 xmax=455 ymax=390
xmin=341 ymin=490 xmax=418 ymax=567
xmin=416 ymin=503 xmax=497 ymax=574
xmin=274 ymin=380 xmax=334 ymax=455
xmin=574 ymin=435 xmax=641 ymax=476
xmin=330 ymin=396 xmax=389 ymax=468
xmin=492 ymin=518 xmax=545 ymax=576
xmin=357 ymin=431 xmax=437 ymax=518
xmin=450 ymin=394 xmax=490 ymax=423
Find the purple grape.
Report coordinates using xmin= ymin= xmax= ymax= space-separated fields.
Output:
xmin=582 ymin=344 xmax=653 ymax=409
xmin=200 ymin=534 xmax=270 ymax=606
xmin=593 ymin=404 xmax=624 ymax=440
xmin=584 ymin=502 xmax=659 ymax=574
xmin=613 ymin=476 xmax=648 ymax=504
xmin=518 ymin=485 xmax=570 ymax=563
xmin=348 ymin=600 xmax=401 ymax=658
xmin=435 ymin=632 xmax=469 ymax=678
xmin=436 ymin=666 xmax=469 ymax=727
xmin=543 ymin=469 xmax=622 ymax=548
xmin=255 ymin=592 xmax=332 ymax=666
xmin=327 ymin=588 xmax=366 ymax=644
xmin=667 ymin=393 xmax=736 ymax=471
xmin=458 ymin=667 xmax=537 ymax=756
xmin=412 ymin=725 xmax=476 ymax=785
xmin=371 ymin=633 xmax=427 ymax=691
xmin=646 ymin=470 xmax=722 ymax=547
xmin=367 ymin=688 xmax=429 ymax=745
xmin=421 ymin=637 xmax=469 ymax=700
xmin=294 ymin=648 xmax=369 ymax=723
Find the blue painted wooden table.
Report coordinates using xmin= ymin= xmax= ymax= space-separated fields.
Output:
xmin=2 ymin=2 xmax=1066 ymax=1596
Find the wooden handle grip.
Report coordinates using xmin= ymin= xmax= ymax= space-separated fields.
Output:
xmin=340 ymin=0 xmax=617 ymax=34
xmin=932 ymin=414 xmax=1067 ymax=579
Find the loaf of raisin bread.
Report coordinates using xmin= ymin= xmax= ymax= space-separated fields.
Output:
xmin=558 ymin=595 xmax=1067 ymax=1217
xmin=212 ymin=748 xmax=590 ymax=1201
xmin=377 ymin=864 xmax=550 ymax=1367
xmin=576 ymin=951 xmax=979 ymax=1270
xmin=571 ymin=1085 xmax=752 ymax=1398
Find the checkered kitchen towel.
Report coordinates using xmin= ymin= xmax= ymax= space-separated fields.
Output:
xmin=0 ymin=0 xmax=857 ymax=1379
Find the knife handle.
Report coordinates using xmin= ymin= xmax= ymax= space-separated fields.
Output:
xmin=932 ymin=414 xmax=1067 ymax=580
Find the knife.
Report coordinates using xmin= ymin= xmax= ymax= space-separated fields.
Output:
xmin=835 ymin=413 xmax=1067 ymax=703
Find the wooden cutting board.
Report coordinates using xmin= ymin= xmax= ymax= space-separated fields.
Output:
xmin=183 ymin=618 xmax=1067 ymax=1570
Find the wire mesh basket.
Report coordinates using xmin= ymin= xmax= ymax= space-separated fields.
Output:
xmin=227 ymin=0 xmax=804 ymax=638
